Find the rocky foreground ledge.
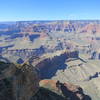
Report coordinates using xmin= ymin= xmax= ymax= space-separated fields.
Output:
xmin=0 ymin=61 xmax=91 ymax=100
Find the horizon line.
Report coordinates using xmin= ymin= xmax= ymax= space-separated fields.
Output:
xmin=0 ymin=19 xmax=100 ymax=22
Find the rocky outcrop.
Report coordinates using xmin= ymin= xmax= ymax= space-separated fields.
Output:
xmin=39 ymin=80 xmax=91 ymax=100
xmin=0 ymin=61 xmax=40 ymax=100
xmin=1 ymin=46 xmax=45 ymax=64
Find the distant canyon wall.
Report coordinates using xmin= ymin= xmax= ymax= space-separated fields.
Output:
xmin=0 ymin=20 xmax=100 ymax=35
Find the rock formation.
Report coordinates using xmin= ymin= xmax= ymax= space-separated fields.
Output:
xmin=1 ymin=20 xmax=100 ymax=34
xmin=39 ymin=80 xmax=91 ymax=100
xmin=0 ymin=61 xmax=40 ymax=100
xmin=32 ymin=50 xmax=79 ymax=79
xmin=0 ymin=61 xmax=91 ymax=100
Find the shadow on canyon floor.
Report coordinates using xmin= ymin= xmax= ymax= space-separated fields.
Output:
xmin=38 ymin=53 xmax=68 ymax=79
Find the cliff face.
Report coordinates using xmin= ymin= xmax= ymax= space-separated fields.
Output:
xmin=33 ymin=50 xmax=79 ymax=79
xmin=1 ymin=21 xmax=100 ymax=36
xmin=20 ymin=21 xmax=100 ymax=34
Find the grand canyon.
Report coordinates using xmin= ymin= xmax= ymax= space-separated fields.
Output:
xmin=0 ymin=20 xmax=100 ymax=100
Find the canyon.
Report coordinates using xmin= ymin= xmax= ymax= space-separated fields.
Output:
xmin=0 ymin=20 xmax=100 ymax=100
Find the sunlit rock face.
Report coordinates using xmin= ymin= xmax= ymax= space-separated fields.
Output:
xmin=0 ymin=61 xmax=40 ymax=100
xmin=39 ymin=80 xmax=91 ymax=100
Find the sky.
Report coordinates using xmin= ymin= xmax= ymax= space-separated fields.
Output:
xmin=0 ymin=0 xmax=100 ymax=21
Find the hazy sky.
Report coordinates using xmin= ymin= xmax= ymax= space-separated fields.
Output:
xmin=0 ymin=0 xmax=100 ymax=21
